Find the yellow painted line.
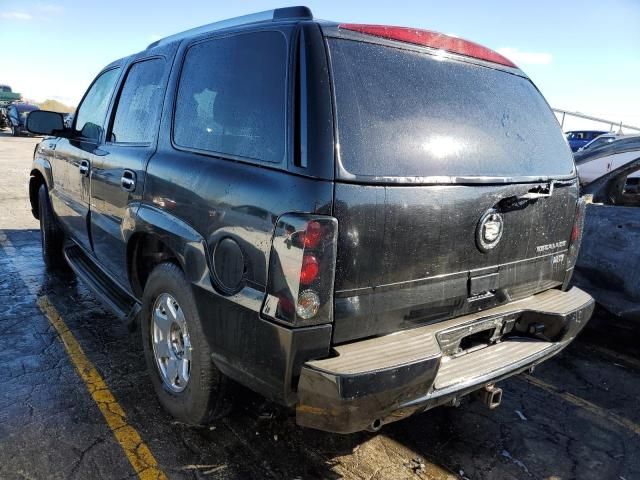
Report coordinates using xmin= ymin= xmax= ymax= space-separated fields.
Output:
xmin=523 ymin=374 xmax=640 ymax=436
xmin=37 ymin=296 xmax=167 ymax=480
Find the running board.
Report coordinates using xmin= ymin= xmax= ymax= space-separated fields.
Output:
xmin=64 ymin=244 xmax=141 ymax=328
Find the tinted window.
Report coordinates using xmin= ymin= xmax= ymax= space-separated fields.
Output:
xmin=110 ymin=59 xmax=165 ymax=143
xmin=612 ymin=137 xmax=640 ymax=149
xmin=174 ymin=31 xmax=287 ymax=163
xmin=330 ymin=39 xmax=575 ymax=180
xmin=75 ymin=68 xmax=120 ymax=141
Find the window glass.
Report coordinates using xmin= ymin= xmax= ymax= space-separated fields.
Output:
xmin=110 ymin=59 xmax=165 ymax=143
xmin=174 ymin=31 xmax=287 ymax=163
xmin=612 ymin=137 xmax=640 ymax=149
xmin=329 ymin=39 xmax=575 ymax=180
xmin=75 ymin=68 xmax=120 ymax=141
xmin=586 ymin=137 xmax=615 ymax=150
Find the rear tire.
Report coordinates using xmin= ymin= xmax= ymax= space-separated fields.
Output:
xmin=141 ymin=262 xmax=230 ymax=424
xmin=38 ymin=185 xmax=67 ymax=270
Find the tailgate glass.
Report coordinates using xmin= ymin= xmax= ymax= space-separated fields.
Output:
xmin=329 ymin=38 xmax=575 ymax=182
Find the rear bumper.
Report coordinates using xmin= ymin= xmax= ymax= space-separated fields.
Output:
xmin=296 ymin=287 xmax=594 ymax=433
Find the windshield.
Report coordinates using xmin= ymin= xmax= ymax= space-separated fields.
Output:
xmin=585 ymin=137 xmax=615 ymax=150
xmin=329 ymin=38 xmax=575 ymax=181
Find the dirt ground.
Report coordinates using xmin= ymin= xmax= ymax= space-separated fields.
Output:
xmin=1 ymin=131 xmax=638 ymax=479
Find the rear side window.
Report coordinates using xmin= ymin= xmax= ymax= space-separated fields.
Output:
xmin=110 ymin=58 xmax=166 ymax=143
xmin=75 ymin=68 xmax=120 ymax=141
xmin=173 ymin=31 xmax=287 ymax=163
xmin=329 ymin=39 xmax=575 ymax=181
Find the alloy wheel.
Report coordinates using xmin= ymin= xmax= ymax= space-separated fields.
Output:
xmin=151 ymin=293 xmax=192 ymax=392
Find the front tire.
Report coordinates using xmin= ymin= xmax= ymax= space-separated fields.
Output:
xmin=141 ymin=262 xmax=230 ymax=424
xmin=38 ymin=185 xmax=67 ymax=270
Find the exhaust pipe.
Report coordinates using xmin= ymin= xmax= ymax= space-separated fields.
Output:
xmin=477 ymin=384 xmax=502 ymax=409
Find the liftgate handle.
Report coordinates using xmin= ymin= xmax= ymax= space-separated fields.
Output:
xmin=79 ymin=159 xmax=90 ymax=177
xmin=519 ymin=181 xmax=555 ymax=200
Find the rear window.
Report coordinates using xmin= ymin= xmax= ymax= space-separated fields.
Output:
xmin=329 ymin=38 xmax=575 ymax=181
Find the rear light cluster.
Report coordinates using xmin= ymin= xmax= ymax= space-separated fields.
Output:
xmin=262 ymin=214 xmax=338 ymax=326
xmin=563 ymin=197 xmax=587 ymax=289
xmin=339 ymin=23 xmax=517 ymax=68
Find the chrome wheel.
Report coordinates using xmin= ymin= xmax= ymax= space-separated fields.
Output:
xmin=152 ymin=293 xmax=192 ymax=392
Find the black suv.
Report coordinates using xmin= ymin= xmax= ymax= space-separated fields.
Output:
xmin=27 ymin=6 xmax=594 ymax=433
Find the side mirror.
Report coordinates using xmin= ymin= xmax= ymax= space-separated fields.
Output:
xmin=26 ymin=110 xmax=68 ymax=136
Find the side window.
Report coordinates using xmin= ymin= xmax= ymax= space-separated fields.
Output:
xmin=173 ymin=31 xmax=287 ymax=163
xmin=75 ymin=68 xmax=120 ymax=142
xmin=110 ymin=59 xmax=166 ymax=143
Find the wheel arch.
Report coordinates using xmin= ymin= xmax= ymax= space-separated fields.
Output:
xmin=127 ymin=205 xmax=210 ymax=297
xmin=29 ymin=159 xmax=53 ymax=220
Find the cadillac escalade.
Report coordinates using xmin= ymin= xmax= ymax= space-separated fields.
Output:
xmin=27 ymin=6 xmax=594 ymax=433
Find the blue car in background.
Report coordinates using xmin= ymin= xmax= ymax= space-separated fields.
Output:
xmin=566 ymin=130 xmax=608 ymax=152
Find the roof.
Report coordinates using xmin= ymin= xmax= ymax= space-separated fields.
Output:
xmin=147 ymin=6 xmax=312 ymax=49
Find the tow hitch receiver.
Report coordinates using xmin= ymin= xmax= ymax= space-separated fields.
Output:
xmin=477 ymin=384 xmax=503 ymax=409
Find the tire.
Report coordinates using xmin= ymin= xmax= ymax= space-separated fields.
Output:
xmin=38 ymin=185 xmax=67 ymax=270
xmin=141 ymin=262 xmax=230 ymax=424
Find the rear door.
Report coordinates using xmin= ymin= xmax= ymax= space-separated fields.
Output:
xmin=51 ymin=68 xmax=121 ymax=251
xmin=90 ymin=56 xmax=170 ymax=280
xmin=326 ymin=35 xmax=579 ymax=342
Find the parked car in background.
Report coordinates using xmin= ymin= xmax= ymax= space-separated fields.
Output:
xmin=566 ymin=130 xmax=608 ymax=152
xmin=573 ymin=156 xmax=640 ymax=318
xmin=27 ymin=6 xmax=593 ymax=434
xmin=7 ymin=103 xmax=40 ymax=136
xmin=0 ymin=85 xmax=22 ymax=130
xmin=575 ymin=134 xmax=640 ymax=185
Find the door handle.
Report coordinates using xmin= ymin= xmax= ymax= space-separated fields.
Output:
xmin=79 ymin=159 xmax=90 ymax=177
xmin=121 ymin=170 xmax=136 ymax=192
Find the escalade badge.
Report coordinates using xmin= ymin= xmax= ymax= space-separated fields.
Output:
xmin=476 ymin=209 xmax=504 ymax=252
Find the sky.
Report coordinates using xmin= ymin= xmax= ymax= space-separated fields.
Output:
xmin=1 ymin=0 xmax=639 ymax=131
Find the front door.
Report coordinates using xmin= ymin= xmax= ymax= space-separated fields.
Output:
xmin=90 ymin=57 xmax=168 ymax=281
xmin=50 ymin=67 xmax=121 ymax=251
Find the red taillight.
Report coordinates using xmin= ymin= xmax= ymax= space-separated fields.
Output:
xmin=571 ymin=205 xmax=584 ymax=243
xmin=339 ymin=24 xmax=516 ymax=68
xmin=303 ymin=221 xmax=323 ymax=249
xmin=571 ymin=224 xmax=580 ymax=243
xmin=563 ymin=197 xmax=587 ymax=289
xmin=300 ymin=255 xmax=319 ymax=285
xmin=263 ymin=214 xmax=338 ymax=326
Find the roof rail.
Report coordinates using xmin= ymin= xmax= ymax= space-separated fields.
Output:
xmin=147 ymin=6 xmax=313 ymax=49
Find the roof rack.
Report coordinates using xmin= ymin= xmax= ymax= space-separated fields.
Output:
xmin=147 ymin=6 xmax=313 ymax=49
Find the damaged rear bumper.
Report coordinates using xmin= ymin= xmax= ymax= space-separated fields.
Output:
xmin=296 ymin=287 xmax=594 ymax=433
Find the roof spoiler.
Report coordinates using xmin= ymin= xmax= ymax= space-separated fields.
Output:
xmin=147 ymin=6 xmax=312 ymax=49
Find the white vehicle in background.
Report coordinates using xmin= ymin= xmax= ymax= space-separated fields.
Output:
xmin=577 ymin=132 xmax=621 ymax=152
xmin=575 ymin=134 xmax=640 ymax=186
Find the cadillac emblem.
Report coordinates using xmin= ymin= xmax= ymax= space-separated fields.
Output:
xmin=476 ymin=209 xmax=504 ymax=252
